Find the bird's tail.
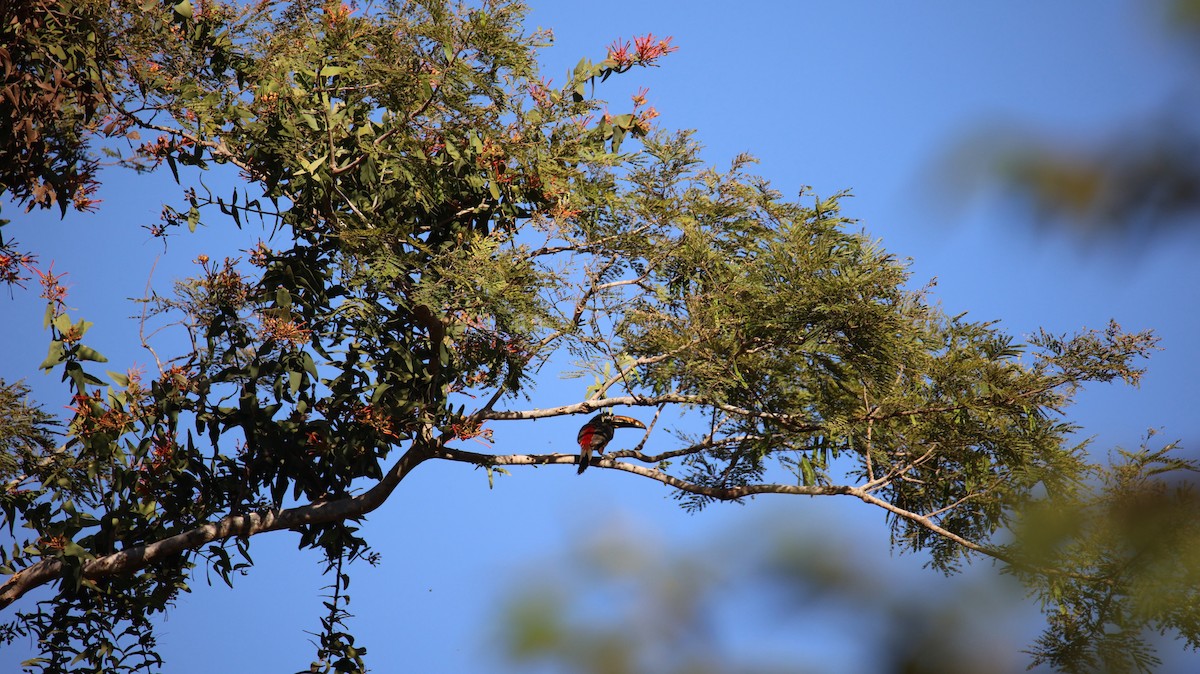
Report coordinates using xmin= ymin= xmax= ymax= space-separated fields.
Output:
xmin=577 ymin=446 xmax=590 ymax=474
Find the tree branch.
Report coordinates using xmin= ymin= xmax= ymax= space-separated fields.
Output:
xmin=433 ymin=445 xmax=1108 ymax=585
xmin=608 ymin=433 xmax=772 ymax=465
xmin=482 ymin=394 xmax=823 ymax=430
xmin=0 ymin=441 xmax=434 ymax=610
xmin=434 ymin=445 xmax=852 ymax=498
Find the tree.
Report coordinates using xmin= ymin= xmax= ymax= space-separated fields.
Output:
xmin=1 ymin=1 xmax=1197 ymax=672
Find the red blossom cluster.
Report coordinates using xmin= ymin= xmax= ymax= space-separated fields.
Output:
xmin=160 ymin=365 xmax=196 ymax=397
xmin=259 ymin=314 xmax=311 ymax=347
xmin=148 ymin=435 xmax=175 ymax=471
xmin=534 ymin=176 xmax=580 ymax=222
xmin=552 ymin=201 xmax=581 ymax=220
xmin=529 ymin=77 xmax=553 ymax=107
xmin=629 ymin=86 xmax=660 ymax=134
xmin=477 ymin=137 xmax=513 ymax=184
xmin=354 ymin=404 xmax=401 ymax=440
xmin=607 ymin=34 xmax=677 ymax=70
xmin=0 ymin=249 xmax=36 ymax=287
xmin=248 ymin=241 xmax=272 ymax=267
xmin=66 ymin=390 xmax=133 ymax=441
xmin=39 ymin=535 xmax=68 ymax=551
xmin=194 ymin=257 xmax=253 ymax=317
xmin=32 ymin=262 xmax=69 ymax=309
xmin=634 ymin=34 xmax=677 ymax=61
xmin=304 ymin=430 xmax=329 ymax=454
xmin=123 ymin=366 xmax=149 ymax=411
xmin=135 ymin=435 xmax=175 ymax=497
xmin=448 ymin=419 xmax=493 ymax=444
xmin=607 ymin=38 xmax=634 ymax=69
xmin=633 ymin=106 xmax=660 ymax=135
xmin=137 ymin=134 xmax=194 ymax=167
xmin=323 ymin=1 xmax=355 ymax=25
xmin=71 ymin=182 xmax=100 ymax=212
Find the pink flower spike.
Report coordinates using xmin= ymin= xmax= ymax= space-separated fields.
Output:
xmin=633 ymin=34 xmax=678 ymax=62
xmin=607 ymin=38 xmax=633 ymax=68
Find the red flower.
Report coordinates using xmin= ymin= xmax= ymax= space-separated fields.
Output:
xmin=633 ymin=34 xmax=677 ymax=62
xmin=607 ymin=38 xmax=634 ymax=68
xmin=32 ymin=262 xmax=69 ymax=307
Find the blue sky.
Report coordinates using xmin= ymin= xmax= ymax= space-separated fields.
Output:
xmin=3 ymin=1 xmax=1198 ymax=671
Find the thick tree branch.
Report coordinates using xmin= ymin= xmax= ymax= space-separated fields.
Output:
xmin=0 ymin=441 xmax=434 ymax=610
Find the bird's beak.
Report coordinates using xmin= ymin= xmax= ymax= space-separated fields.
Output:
xmin=609 ymin=415 xmax=646 ymax=429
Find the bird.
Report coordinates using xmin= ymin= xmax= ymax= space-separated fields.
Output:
xmin=576 ymin=412 xmax=646 ymax=474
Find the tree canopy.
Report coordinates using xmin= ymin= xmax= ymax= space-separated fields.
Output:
xmin=1 ymin=1 xmax=1198 ymax=672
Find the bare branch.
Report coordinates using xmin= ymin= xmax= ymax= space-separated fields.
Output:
xmin=591 ymin=349 xmax=683 ymax=400
xmin=923 ymin=478 xmax=1004 ymax=520
xmin=863 ymin=443 xmax=939 ymax=492
xmin=482 ymin=394 xmax=823 ymax=430
xmin=138 ymin=256 xmax=164 ymax=374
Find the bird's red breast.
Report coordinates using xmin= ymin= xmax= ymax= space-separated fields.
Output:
xmin=578 ymin=425 xmax=596 ymax=450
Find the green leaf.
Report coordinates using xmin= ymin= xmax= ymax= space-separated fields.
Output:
xmin=60 ymin=541 xmax=91 ymax=559
xmin=75 ymin=345 xmax=108 ymax=363
xmin=172 ymin=0 xmax=193 ymax=20
xmin=53 ymin=313 xmax=73 ymax=334
xmin=299 ymin=154 xmax=327 ymax=173
xmin=799 ymin=457 xmax=816 ymax=486
xmin=611 ymin=113 xmax=635 ymax=130
xmin=39 ymin=341 xmax=65 ymax=370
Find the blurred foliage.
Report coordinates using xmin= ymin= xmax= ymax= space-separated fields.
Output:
xmin=943 ymin=0 xmax=1200 ymax=246
xmin=497 ymin=438 xmax=1200 ymax=674
xmin=1011 ymin=434 xmax=1200 ymax=673
xmin=496 ymin=515 xmax=1028 ymax=674
xmin=0 ymin=1 xmax=1195 ymax=672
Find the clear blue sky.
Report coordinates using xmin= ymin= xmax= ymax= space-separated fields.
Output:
xmin=3 ymin=1 xmax=1198 ymax=671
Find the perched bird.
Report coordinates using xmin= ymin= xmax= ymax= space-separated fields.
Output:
xmin=576 ymin=413 xmax=646 ymax=474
